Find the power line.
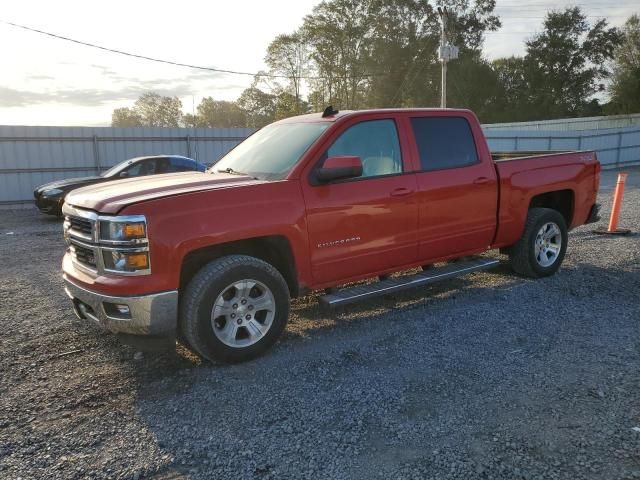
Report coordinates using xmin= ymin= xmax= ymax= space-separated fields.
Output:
xmin=0 ymin=19 xmax=382 ymax=81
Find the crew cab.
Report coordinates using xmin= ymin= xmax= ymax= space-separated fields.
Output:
xmin=61 ymin=108 xmax=601 ymax=362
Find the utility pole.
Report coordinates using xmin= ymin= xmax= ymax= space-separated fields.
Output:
xmin=437 ymin=6 xmax=459 ymax=108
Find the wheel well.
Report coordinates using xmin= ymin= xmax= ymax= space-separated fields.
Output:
xmin=180 ymin=236 xmax=299 ymax=297
xmin=529 ymin=190 xmax=574 ymax=226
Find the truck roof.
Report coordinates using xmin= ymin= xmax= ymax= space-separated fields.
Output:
xmin=275 ymin=108 xmax=474 ymax=124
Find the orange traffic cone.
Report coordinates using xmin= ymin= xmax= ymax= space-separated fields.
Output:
xmin=594 ymin=173 xmax=631 ymax=235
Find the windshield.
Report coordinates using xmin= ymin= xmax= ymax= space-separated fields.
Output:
xmin=101 ymin=161 xmax=129 ymax=178
xmin=212 ymin=122 xmax=329 ymax=180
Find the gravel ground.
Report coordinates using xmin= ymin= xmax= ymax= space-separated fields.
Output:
xmin=1 ymin=168 xmax=639 ymax=480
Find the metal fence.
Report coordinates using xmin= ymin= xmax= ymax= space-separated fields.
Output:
xmin=483 ymin=126 xmax=640 ymax=169
xmin=1 ymin=119 xmax=639 ymax=207
xmin=483 ymin=113 xmax=640 ymax=132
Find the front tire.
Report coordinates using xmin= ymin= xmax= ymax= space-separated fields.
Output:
xmin=509 ymin=208 xmax=567 ymax=278
xmin=180 ymin=255 xmax=290 ymax=363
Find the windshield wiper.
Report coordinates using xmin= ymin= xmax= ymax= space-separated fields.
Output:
xmin=217 ymin=167 xmax=247 ymax=176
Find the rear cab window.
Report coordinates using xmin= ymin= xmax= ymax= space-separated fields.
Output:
xmin=410 ymin=117 xmax=479 ymax=171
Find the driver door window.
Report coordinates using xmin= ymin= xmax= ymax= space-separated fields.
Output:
xmin=325 ymin=119 xmax=402 ymax=178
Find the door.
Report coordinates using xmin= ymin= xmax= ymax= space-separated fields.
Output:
xmin=409 ymin=115 xmax=498 ymax=261
xmin=301 ymin=118 xmax=419 ymax=285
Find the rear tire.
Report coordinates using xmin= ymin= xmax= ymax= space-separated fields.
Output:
xmin=509 ymin=207 xmax=567 ymax=278
xmin=180 ymin=255 xmax=290 ymax=363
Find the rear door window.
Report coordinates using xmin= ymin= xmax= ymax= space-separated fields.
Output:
xmin=410 ymin=117 xmax=479 ymax=171
xmin=169 ymin=157 xmax=196 ymax=172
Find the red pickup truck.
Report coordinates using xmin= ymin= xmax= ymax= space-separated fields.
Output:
xmin=62 ymin=108 xmax=601 ymax=362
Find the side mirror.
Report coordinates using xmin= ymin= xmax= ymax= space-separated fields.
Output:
xmin=119 ymin=171 xmax=129 ymax=178
xmin=316 ymin=155 xmax=363 ymax=182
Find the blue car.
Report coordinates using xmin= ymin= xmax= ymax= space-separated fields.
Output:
xmin=34 ymin=155 xmax=206 ymax=216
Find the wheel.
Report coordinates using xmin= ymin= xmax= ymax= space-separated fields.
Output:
xmin=509 ymin=207 xmax=567 ymax=278
xmin=180 ymin=255 xmax=290 ymax=363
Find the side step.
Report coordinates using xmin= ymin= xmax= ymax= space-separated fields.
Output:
xmin=319 ymin=257 xmax=500 ymax=309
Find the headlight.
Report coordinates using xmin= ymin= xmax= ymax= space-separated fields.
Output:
xmin=97 ymin=215 xmax=150 ymax=275
xmin=102 ymin=250 xmax=150 ymax=273
xmin=43 ymin=188 xmax=63 ymax=197
xmin=99 ymin=217 xmax=146 ymax=242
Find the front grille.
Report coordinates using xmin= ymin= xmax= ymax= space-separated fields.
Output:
xmin=68 ymin=216 xmax=93 ymax=237
xmin=70 ymin=241 xmax=97 ymax=270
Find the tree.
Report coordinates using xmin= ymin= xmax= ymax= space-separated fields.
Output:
xmin=522 ymin=8 xmax=622 ymax=119
xmin=299 ymin=0 xmax=501 ymax=110
xmin=363 ymin=0 xmax=440 ymax=108
xmin=265 ymin=32 xmax=310 ymax=114
xmin=302 ymin=0 xmax=376 ymax=109
xmin=609 ymin=15 xmax=640 ymax=114
xmin=437 ymin=0 xmax=501 ymax=53
xmin=274 ymin=89 xmax=309 ymax=120
xmin=447 ymin=52 xmax=503 ymax=122
xmin=237 ymin=87 xmax=277 ymax=128
xmin=191 ymin=98 xmax=246 ymax=128
xmin=111 ymin=93 xmax=183 ymax=127
xmin=490 ymin=56 xmax=530 ymax=122
xmin=111 ymin=107 xmax=143 ymax=127
xmin=133 ymin=93 xmax=183 ymax=127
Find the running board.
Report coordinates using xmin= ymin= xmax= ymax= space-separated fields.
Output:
xmin=319 ymin=257 xmax=500 ymax=309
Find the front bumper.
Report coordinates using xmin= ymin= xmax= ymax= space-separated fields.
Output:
xmin=34 ymin=193 xmax=63 ymax=215
xmin=63 ymin=276 xmax=178 ymax=337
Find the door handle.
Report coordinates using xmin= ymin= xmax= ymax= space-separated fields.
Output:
xmin=390 ymin=187 xmax=414 ymax=197
xmin=473 ymin=177 xmax=490 ymax=185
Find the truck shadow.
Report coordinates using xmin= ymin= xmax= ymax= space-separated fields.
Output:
xmin=126 ymin=261 xmax=639 ymax=478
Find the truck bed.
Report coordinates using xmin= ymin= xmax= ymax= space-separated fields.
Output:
xmin=491 ymin=149 xmax=599 ymax=248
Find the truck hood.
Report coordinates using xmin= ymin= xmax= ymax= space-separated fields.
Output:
xmin=65 ymin=171 xmax=262 ymax=214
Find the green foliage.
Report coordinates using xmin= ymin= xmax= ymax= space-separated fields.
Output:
xmin=363 ymin=0 xmax=440 ymax=108
xmin=265 ymin=32 xmax=310 ymax=114
xmin=189 ymin=97 xmax=246 ymax=128
xmin=485 ymin=8 xmax=623 ymax=122
xmin=435 ymin=0 xmax=501 ymax=52
xmin=301 ymin=0 xmax=375 ymax=109
xmin=237 ymin=87 xmax=276 ymax=128
xmin=111 ymin=107 xmax=143 ymax=127
xmin=447 ymin=52 xmax=502 ymax=122
xmin=523 ymin=8 xmax=621 ymax=119
xmin=487 ymin=56 xmax=532 ymax=122
xmin=112 ymin=93 xmax=183 ymax=127
xmin=609 ymin=15 xmax=640 ymax=114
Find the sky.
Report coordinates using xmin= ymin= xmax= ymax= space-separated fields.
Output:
xmin=0 ymin=0 xmax=637 ymax=126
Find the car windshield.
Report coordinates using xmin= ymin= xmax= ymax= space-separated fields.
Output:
xmin=211 ymin=122 xmax=329 ymax=180
xmin=101 ymin=161 xmax=129 ymax=178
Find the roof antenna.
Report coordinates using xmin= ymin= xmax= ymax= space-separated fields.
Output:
xmin=322 ymin=105 xmax=339 ymax=118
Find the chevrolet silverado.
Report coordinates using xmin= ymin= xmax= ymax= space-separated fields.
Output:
xmin=61 ymin=108 xmax=601 ymax=362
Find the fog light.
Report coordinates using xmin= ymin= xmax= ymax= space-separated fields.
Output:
xmin=103 ymin=302 xmax=132 ymax=319
xmin=115 ymin=304 xmax=130 ymax=315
